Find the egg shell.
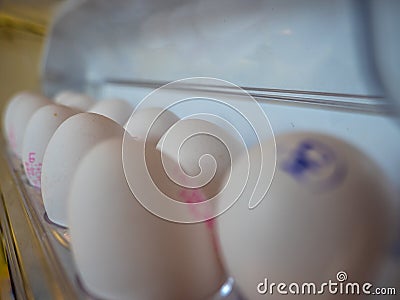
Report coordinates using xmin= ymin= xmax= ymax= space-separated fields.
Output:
xmin=54 ymin=90 xmax=78 ymax=104
xmin=155 ymin=118 xmax=246 ymax=283
xmin=69 ymin=135 xmax=226 ymax=300
xmin=157 ymin=118 xmax=244 ymax=200
xmin=217 ymin=132 xmax=394 ymax=300
xmin=3 ymin=92 xmax=50 ymax=158
xmin=124 ymin=107 xmax=179 ymax=144
xmin=22 ymin=104 xmax=78 ymax=188
xmin=41 ymin=112 xmax=123 ymax=227
xmin=88 ymin=98 xmax=133 ymax=126
xmin=54 ymin=91 xmax=94 ymax=110
xmin=3 ymin=91 xmax=32 ymax=142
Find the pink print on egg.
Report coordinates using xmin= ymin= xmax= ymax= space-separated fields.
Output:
xmin=174 ymin=162 xmax=221 ymax=255
xmin=179 ymin=188 xmax=215 ymax=229
xmin=173 ymin=164 xmax=215 ymax=228
xmin=179 ymin=188 xmax=220 ymax=254
xmin=29 ymin=152 xmax=35 ymax=163
xmin=24 ymin=152 xmax=42 ymax=188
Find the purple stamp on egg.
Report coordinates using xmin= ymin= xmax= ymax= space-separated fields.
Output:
xmin=281 ymin=139 xmax=347 ymax=190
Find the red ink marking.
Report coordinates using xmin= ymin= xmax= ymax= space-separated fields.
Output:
xmin=179 ymin=188 xmax=219 ymax=254
xmin=174 ymin=166 xmax=216 ymax=228
xmin=173 ymin=165 xmax=221 ymax=253
xmin=29 ymin=152 xmax=36 ymax=163
xmin=24 ymin=158 xmax=42 ymax=188
xmin=179 ymin=188 xmax=215 ymax=229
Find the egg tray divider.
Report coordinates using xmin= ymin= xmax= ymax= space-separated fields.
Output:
xmin=0 ymin=138 xmax=242 ymax=300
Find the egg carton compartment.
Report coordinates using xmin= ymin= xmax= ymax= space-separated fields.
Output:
xmin=0 ymin=143 xmax=243 ymax=300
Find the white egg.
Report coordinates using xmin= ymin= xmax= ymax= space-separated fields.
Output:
xmin=157 ymin=118 xmax=245 ymax=202
xmin=88 ymin=98 xmax=133 ymax=126
xmin=217 ymin=132 xmax=394 ymax=300
xmin=22 ymin=104 xmax=78 ymax=188
xmin=3 ymin=91 xmax=29 ymax=144
xmin=41 ymin=113 xmax=123 ymax=227
xmin=124 ymin=107 xmax=179 ymax=144
xmin=154 ymin=118 xmax=246 ymax=297
xmin=68 ymin=135 xmax=226 ymax=300
xmin=53 ymin=91 xmax=94 ymax=110
xmin=54 ymin=90 xmax=78 ymax=104
xmin=3 ymin=91 xmax=50 ymax=158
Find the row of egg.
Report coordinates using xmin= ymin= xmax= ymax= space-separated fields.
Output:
xmin=2 ymin=90 xmax=396 ymax=299
xmin=2 ymin=91 xmax=228 ymax=299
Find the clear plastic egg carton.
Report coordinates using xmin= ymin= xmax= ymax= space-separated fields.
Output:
xmin=0 ymin=148 xmax=246 ymax=300
xmin=1 ymin=1 xmax=399 ymax=299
